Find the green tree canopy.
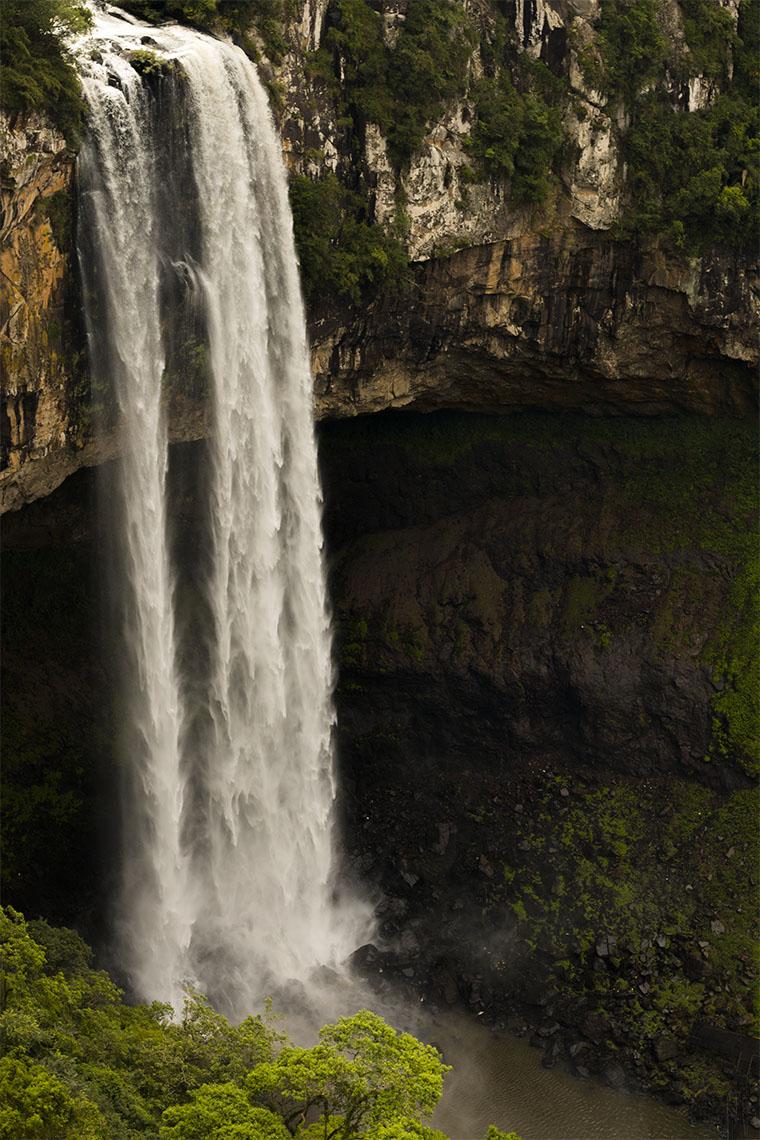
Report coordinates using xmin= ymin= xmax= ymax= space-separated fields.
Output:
xmin=0 ymin=0 xmax=91 ymax=136
xmin=1 ymin=909 xmax=520 ymax=1140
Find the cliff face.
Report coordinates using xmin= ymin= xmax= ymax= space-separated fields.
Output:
xmin=312 ymin=230 xmax=756 ymax=419
xmin=1 ymin=0 xmax=757 ymax=510
xmin=318 ymin=411 xmax=757 ymax=1113
xmin=0 ymin=114 xmax=84 ymax=506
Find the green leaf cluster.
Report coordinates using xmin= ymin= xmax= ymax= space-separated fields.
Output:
xmin=289 ymin=173 xmax=408 ymax=306
xmin=595 ymin=0 xmax=758 ymax=251
xmin=679 ymin=0 xmax=736 ymax=79
xmin=0 ymin=906 xmax=278 ymax=1137
xmin=624 ymin=86 xmax=758 ymax=250
xmin=314 ymin=0 xmax=473 ymax=169
xmin=468 ymin=70 xmax=564 ymax=204
xmin=597 ymin=0 xmax=667 ymax=103
xmin=0 ymin=0 xmax=91 ymax=138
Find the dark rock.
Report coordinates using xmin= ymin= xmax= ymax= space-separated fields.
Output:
xmin=654 ymin=1034 xmax=680 ymax=1063
xmin=604 ymin=1063 xmax=628 ymax=1091
xmin=538 ymin=1022 xmax=561 ymax=1037
xmin=582 ymin=1011 xmax=610 ymax=1045
xmin=595 ymin=934 xmax=617 ymax=958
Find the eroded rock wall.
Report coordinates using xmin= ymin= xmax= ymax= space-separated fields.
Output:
xmin=0 ymin=114 xmax=86 ymax=504
xmin=320 ymin=410 xmax=757 ymax=1120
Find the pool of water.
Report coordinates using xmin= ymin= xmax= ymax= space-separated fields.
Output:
xmin=429 ymin=1013 xmax=721 ymax=1140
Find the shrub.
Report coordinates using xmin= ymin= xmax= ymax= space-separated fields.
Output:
xmin=319 ymin=0 xmax=472 ymax=169
xmin=289 ymin=173 xmax=408 ymax=306
xmin=0 ymin=0 xmax=91 ymax=138
xmin=468 ymin=70 xmax=563 ymax=205
xmin=597 ymin=0 xmax=667 ymax=104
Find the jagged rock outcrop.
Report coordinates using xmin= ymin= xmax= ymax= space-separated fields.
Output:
xmin=313 ymin=228 xmax=757 ymax=419
xmin=0 ymin=114 xmax=83 ymax=502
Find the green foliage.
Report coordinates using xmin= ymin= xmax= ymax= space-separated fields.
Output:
xmin=160 ymin=1084 xmax=289 ymax=1138
xmin=384 ymin=0 xmax=472 ymax=168
xmin=0 ymin=1056 xmax=104 ymax=1139
xmin=623 ymin=87 xmax=759 ymax=249
xmin=597 ymin=0 xmax=667 ymax=103
xmin=0 ymin=0 xmax=91 ymax=138
xmin=467 ymin=59 xmax=564 ymax=205
xmin=496 ymin=775 xmax=759 ymax=1048
xmin=0 ymin=910 xmax=460 ymax=1138
xmin=680 ymin=0 xmax=736 ymax=78
xmin=511 ymin=92 xmax=564 ymax=204
xmin=591 ymin=0 xmax=759 ymax=251
xmin=321 ymin=0 xmax=391 ymax=126
xmin=289 ymin=173 xmax=408 ymax=305
xmin=706 ymin=551 xmax=759 ymax=773
xmin=317 ymin=0 xmax=472 ymax=169
xmin=468 ymin=77 xmax=522 ymax=182
xmin=127 ymin=49 xmax=176 ymax=77
xmin=246 ymin=1010 xmax=449 ymax=1137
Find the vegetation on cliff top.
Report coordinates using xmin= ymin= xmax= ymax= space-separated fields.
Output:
xmin=312 ymin=0 xmax=474 ymax=171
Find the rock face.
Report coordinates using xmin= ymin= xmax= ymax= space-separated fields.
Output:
xmin=312 ymin=229 xmax=757 ymax=420
xmin=320 ymin=411 xmax=756 ymax=784
xmin=317 ymin=410 xmax=757 ymax=1120
xmin=0 ymin=4 xmax=757 ymax=1125
xmin=1 ymin=0 xmax=758 ymax=510
xmin=0 ymin=114 xmax=84 ymax=506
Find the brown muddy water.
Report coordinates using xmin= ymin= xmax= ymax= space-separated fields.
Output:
xmin=429 ymin=1013 xmax=721 ymax=1140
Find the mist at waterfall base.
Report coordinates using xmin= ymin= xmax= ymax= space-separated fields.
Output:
xmin=75 ymin=6 xmax=372 ymax=1023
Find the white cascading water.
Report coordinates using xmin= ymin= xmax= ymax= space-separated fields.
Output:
xmin=76 ymin=6 xmax=371 ymax=1016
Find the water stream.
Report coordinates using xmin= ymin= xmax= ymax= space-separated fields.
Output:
xmin=76 ymin=6 xmax=371 ymax=1016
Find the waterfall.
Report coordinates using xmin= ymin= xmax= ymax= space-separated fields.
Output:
xmin=76 ymin=7 xmax=371 ymax=1016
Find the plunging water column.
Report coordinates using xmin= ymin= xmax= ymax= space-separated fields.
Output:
xmin=76 ymin=9 xmax=370 ymax=1015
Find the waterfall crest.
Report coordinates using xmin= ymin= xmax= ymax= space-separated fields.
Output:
xmin=76 ymin=7 xmax=371 ymax=1016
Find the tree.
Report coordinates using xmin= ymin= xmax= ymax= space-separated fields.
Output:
xmin=0 ymin=1056 xmax=104 ymax=1140
xmin=160 ymin=1083 xmax=289 ymax=1139
xmin=245 ymin=1009 xmax=450 ymax=1137
xmin=0 ymin=0 xmax=91 ymax=136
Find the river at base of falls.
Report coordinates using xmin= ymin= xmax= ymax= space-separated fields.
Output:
xmin=276 ymin=982 xmax=720 ymax=1140
xmin=430 ymin=1012 xmax=724 ymax=1135
xmin=426 ymin=1012 xmax=720 ymax=1139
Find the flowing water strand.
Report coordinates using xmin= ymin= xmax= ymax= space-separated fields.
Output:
xmin=75 ymin=8 xmax=371 ymax=1014
xmin=77 ymin=42 xmax=191 ymax=1011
